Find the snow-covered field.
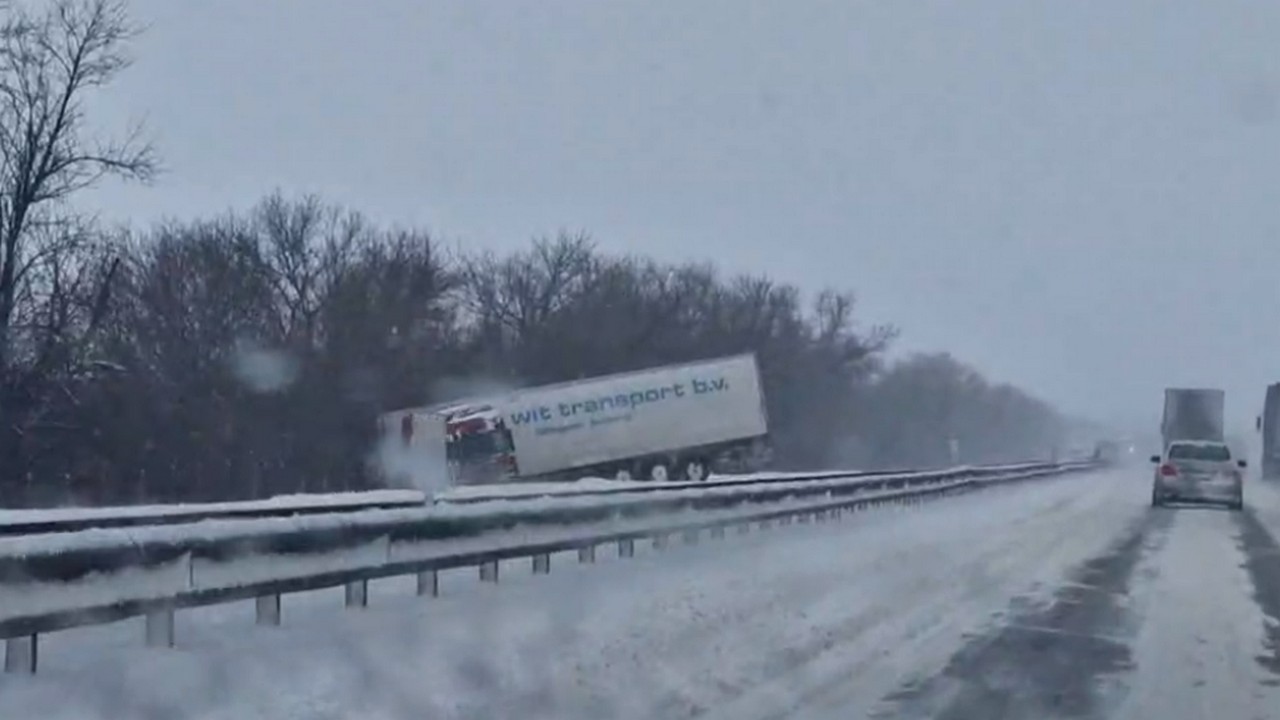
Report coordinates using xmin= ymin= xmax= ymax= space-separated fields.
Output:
xmin=0 ymin=466 xmax=1164 ymax=720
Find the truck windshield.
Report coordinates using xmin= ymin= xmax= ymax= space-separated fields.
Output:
xmin=1169 ymin=444 xmax=1231 ymax=461
xmin=448 ymin=430 xmax=511 ymax=463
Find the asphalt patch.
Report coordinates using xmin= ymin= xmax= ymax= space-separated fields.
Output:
xmin=879 ymin=510 xmax=1172 ymax=719
xmin=1234 ymin=509 xmax=1280 ymax=681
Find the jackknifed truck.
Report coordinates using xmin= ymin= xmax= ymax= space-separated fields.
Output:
xmin=380 ymin=353 xmax=772 ymax=485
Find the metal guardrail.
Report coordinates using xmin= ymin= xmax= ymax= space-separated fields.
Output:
xmin=0 ymin=460 xmax=1099 ymax=673
xmin=430 ymin=461 xmax=1049 ymax=502
xmin=0 ymin=463 xmax=1061 ymax=588
xmin=0 ymin=461 xmax=1058 ymax=536
xmin=0 ymin=492 xmax=428 ymax=537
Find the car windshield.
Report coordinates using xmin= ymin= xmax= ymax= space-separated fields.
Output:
xmin=1168 ymin=444 xmax=1231 ymax=462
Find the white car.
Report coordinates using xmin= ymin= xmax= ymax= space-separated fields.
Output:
xmin=1150 ymin=440 xmax=1245 ymax=510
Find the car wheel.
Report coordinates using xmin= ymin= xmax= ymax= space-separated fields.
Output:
xmin=1151 ymin=488 xmax=1163 ymax=508
xmin=1231 ymin=495 xmax=1244 ymax=511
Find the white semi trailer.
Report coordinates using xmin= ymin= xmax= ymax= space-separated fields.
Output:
xmin=384 ymin=353 xmax=772 ymax=484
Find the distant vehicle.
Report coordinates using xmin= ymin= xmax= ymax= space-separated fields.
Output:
xmin=1150 ymin=440 xmax=1245 ymax=510
xmin=1258 ymin=383 xmax=1280 ymax=480
xmin=381 ymin=354 xmax=772 ymax=485
xmin=1092 ymin=440 xmax=1120 ymax=464
xmin=1161 ymin=388 xmax=1225 ymax=448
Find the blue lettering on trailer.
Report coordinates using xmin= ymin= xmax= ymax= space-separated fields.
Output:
xmin=507 ymin=375 xmax=731 ymax=431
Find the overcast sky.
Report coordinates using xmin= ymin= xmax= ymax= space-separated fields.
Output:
xmin=81 ymin=0 xmax=1280 ymax=433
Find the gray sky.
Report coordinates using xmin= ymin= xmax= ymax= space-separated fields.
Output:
xmin=82 ymin=0 xmax=1280 ymax=432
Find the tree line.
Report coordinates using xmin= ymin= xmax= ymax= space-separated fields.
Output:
xmin=0 ymin=0 xmax=1066 ymax=506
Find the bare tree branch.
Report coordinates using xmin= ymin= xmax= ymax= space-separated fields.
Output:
xmin=0 ymin=0 xmax=153 ymax=369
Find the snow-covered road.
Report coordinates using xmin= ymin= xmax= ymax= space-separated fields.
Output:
xmin=5 ymin=464 xmax=1280 ymax=720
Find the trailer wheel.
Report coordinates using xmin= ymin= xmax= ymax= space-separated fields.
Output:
xmin=614 ymin=467 xmax=635 ymax=482
xmin=683 ymin=459 xmax=709 ymax=482
xmin=647 ymin=462 xmax=671 ymax=483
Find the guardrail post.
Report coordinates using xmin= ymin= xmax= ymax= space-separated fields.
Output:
xmin=618 ymin=538 xmax=635 ymax=558
xmin=256 ymin=595 xmax=282 ymax=626
xmin=417 ymin=570 xmax=439 ymax=597
xmin=652 ymin=534 xmax=669 ymax=550
xmin=578 ymin=545 xmax=596 ymax=563
xmin=710 ymin=526 xmax=726 ymax=540
xmin=737 ymin=522 xmax=750 ymax=535
xmin=780 ymin=516 xmax=792 ymax=526
xmin=682 ymin=529 xmax=699 ymax=545
xmin=3 ymin=636 xmax=36 ymax=674
xmin=479 ymin=560 xmax=500 ymax=583
xmin=345 ymin=580 xmax=368 ymax=608
xmin=532 ymin=553 xmax=551 ymax=575
xmin=759 ymin=519 xmax=772 ymax=530
xmin=145 ymin=606 xmax=175 ymax=648
xmin=798 ymin=512 xmax=811 ymax=524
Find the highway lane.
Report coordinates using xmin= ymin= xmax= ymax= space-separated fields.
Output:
xmin=5 ymin=464 xmax=1280 ymax=719
xmin=795 ymin=473 xmax=1280 ymax=720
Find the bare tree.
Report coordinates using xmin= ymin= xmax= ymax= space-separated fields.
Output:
xmin=0 ymin=0 xmax=154 ymax=366
xmin=857 ymin=353 xmax=1064 ymax=468
xmin=462 ymin=234 xmax=597 ymax=335
xmin=254 ymin=193 xmax=362 ymax=345
xmin=0 ymin=0 xmax=153 ymax=501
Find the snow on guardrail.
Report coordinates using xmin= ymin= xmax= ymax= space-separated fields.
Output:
xmin=0 ymin=463 xmax=1044 ymax=535
xmin=0 ymin=490 xmax=428 ymax=536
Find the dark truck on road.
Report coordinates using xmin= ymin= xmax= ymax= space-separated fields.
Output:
xmin=1258 ymin=383 xmax=1280 ymax=480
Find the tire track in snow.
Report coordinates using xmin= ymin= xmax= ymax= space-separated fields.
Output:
xmin=1109 ymin=505 xmax=1280 ymax=720
xmin=1236 ymin=509 xmax=1280 ymax=683
xmin=875 ymin=508 xmax=1172 ymax=720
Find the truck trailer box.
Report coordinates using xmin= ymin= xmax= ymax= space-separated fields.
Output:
xmin=1161 ymin=388 xmax=1225 ymax=447
xmin=497 ymin=354 xmax=768 ymax=477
